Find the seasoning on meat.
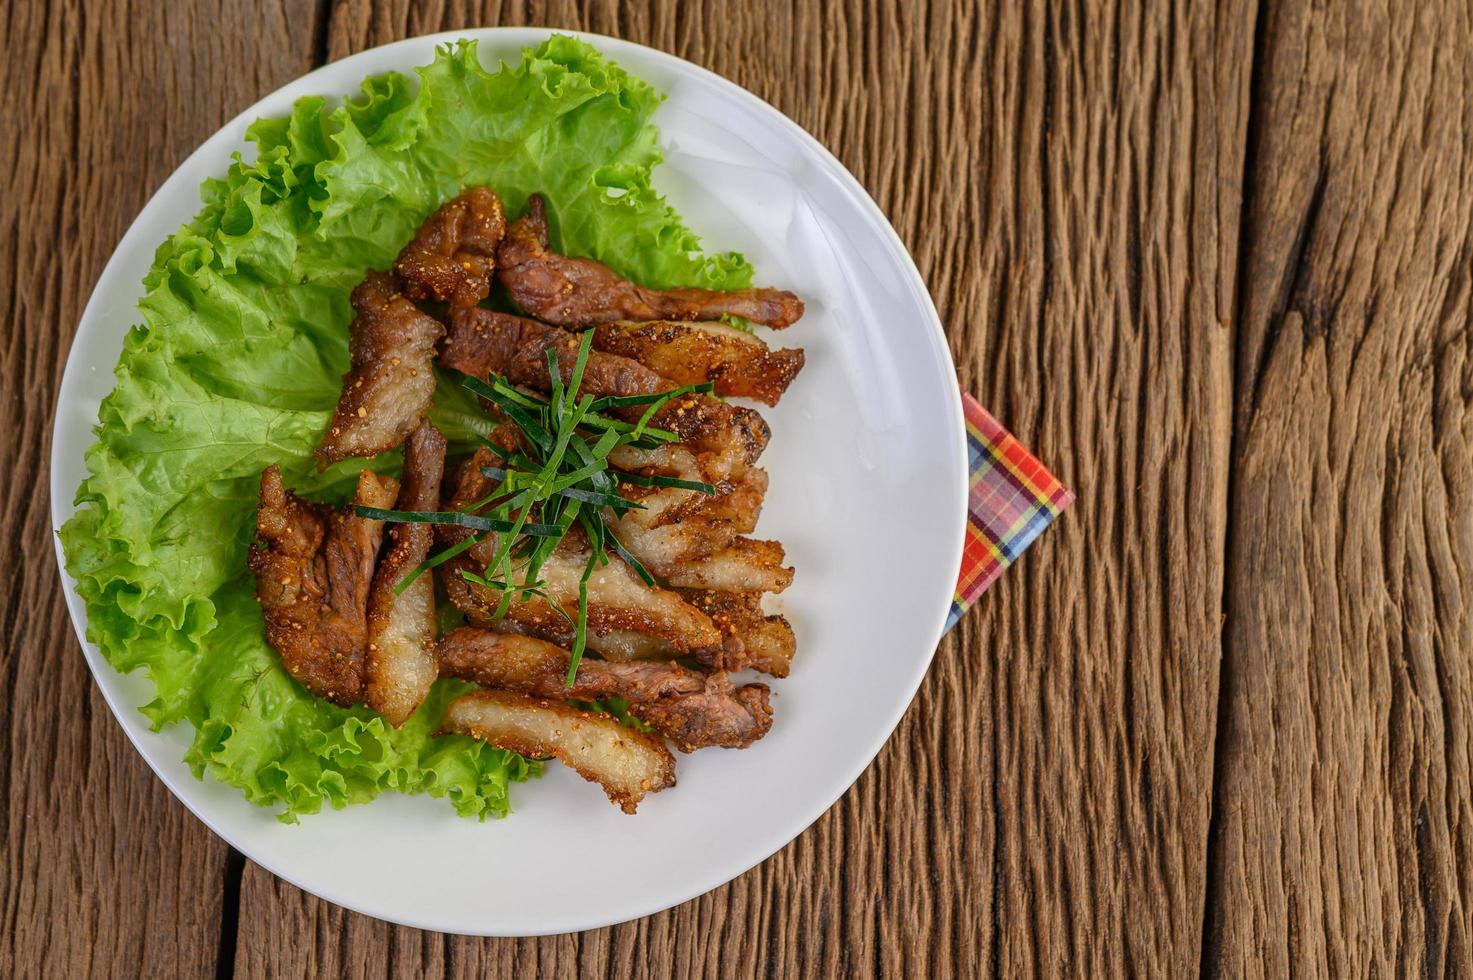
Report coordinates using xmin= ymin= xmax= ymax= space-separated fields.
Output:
xmin=393 ymin=186 xmax=506 ymax=308
xmin=498 ymin=194 xmax=804 ymax=328
xmin=441 ymin=307 xmax=769 ymax=479
xmin=248 ymin=466 xmax=399 ymax=705
xmin=316 ymin=272 xmax=443 ymax=465
xmin=440 ymin=690 xmax=677 ymax=813
xmin=436 ymin=449 xmax=731 ymax=661
xmin=438 ymin=627 xmax=773 ymax=751
xmin=592 ymin=320 xmax=804 ymax=405
xmin=364 ymin=422 xmax=446 ymax=726
xmin=677 ymin=589 xmax=796 ymax=678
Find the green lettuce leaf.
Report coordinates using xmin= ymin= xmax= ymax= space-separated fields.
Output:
xmin=59 ymin=35 xmax=752 ymax=821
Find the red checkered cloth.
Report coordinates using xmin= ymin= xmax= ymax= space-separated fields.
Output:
xmin=946 ymin=393 xmax=1073 ymax=632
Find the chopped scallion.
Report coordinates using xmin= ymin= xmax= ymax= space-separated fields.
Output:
xmin=378 ymin=330 xmax=725 ymax=686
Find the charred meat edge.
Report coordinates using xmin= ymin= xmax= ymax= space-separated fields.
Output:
xmin=249 ymin=467 xmax=399 ymax=705
xmin=591 ymin=319 xmax=804 ymax=406
xmin=364 ymin=422 xmax=447 ymax=725
xmin=440 ymin=689 xmax=676 ymax=813
xmin=438 ymin=627 xmax=773 ymax=751
xmin=440 ymin=306 xmax=769 ymax=479
xmin=316 ymin=272 xmax=443 ymax=465
xmin=497 ymin=193 xmax=804 ymax=328
xmin=393 ymin=185 xmax=506 ymax=308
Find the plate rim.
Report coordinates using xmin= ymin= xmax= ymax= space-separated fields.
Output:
xmin=48 ymin=26 xmax=969 ymax=935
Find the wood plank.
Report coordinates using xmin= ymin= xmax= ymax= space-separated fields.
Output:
xmin=0 ymin=1 xmax=326 ymax=977
xmin=234 ymin=2 xmax=1249 ymax=976
xmin=1205 ymin=1 xmax=1473 ymax=975
xmin=960 ymin=1 xmax=1248 ymax=974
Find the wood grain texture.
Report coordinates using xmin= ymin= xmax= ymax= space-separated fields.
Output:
xmin=961 ymin=2 xmax=1248 ymax=975
xmin=234 ymin=1 xmax=1247 ymax=976
xmin=0 ymin=1 xmax=325 ymax=978
xmin=1203 ymin=0 xmax=1473 ymax=976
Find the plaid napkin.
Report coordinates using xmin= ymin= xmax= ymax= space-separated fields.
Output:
xmin=944 ymin=393 xmax=1074 ymax=632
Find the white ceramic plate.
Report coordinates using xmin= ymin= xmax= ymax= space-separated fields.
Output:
xmin=50 ymin=28 xmax=966 ymax=936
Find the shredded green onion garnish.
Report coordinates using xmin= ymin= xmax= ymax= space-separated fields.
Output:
xmin=615 ymin=471 xmax=719 ymax=495
xmin=354 ymin=506 xmax=563 ymax=537
xmin=354 ymin=330 xmax=718 ymax=686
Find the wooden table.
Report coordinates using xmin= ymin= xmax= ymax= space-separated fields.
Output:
xmin=5 ymin=1 xmax=1470 ymax=975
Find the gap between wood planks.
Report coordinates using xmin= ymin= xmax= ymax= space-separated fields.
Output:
xmin=1196 ymin=0 xmax=1267 ymax=973
xmin=214 ymin=850 xmax=246 ymax=980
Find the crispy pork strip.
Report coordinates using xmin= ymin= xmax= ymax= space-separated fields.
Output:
xmin=607 ymin=442 xmax=766 ymax=499
xmin=591 ymin=320 xmax=804 ymax=405
xmin=614 ymin=467 xmax=766 ymax=535
xmin=438 ymin=628 xmax=773 ymax=751
xmin=687 ymin=468 xmax=766 ymax=532
xmin=607 ymin=442 xmax=719 ymax=484
xmin=364 ymin=423 xmax=447 ymax=726
xmin=440 ymin=690 xmax=676 ymax=813
xmin=248 ymin=467 xmax=399 ymax=705
xmin=440 ymin=307 xmax=769 ymax=478
xmin=679 ymin=589 xmax=796 ymax=678
xmin=393 ymin=186 xmax=506 ymax=308
xmin=560 ymin=628 xmax=684 ymax=663
xmin=602 ymin=469 xmax=770 ymax=579
xmin=436 ymin=445 xmax=506 ymax=519
xmin=447 ymin=536 xmax=724 ymax=657
xmin=498 ymin=194 xmax=804 ymax=329
xmin=606 ymin=504 xmax=736 ymax=567
xmin=317 ymin=272 xmax=444 ymax=465
xmin=583 ymin=615 xmax=783 ymax=674
xmin=655 ymin=537 xmax=794 ymax=594
xmin=436 ymin=450 xmax=728 ymax=660
xmin=606 ymin=513 xmax=789 ymax=592
xmin=444 ymin=533 xmax=731 ymax=660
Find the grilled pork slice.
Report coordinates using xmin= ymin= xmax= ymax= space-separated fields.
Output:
xmin=591 ymin=320 xmax=804 ymax=406
xmin=393 ymin=186 xmax=506 ymax=308
xmin=440 ymin=307 xmax=769 ymax=479
xmin=653 ymin=537 xmax=794 ymax=594
xmin=446 ymin=536 xmax=730 ymax=659
xmin=679 ymin=589 xmax=797 ymax=678
xmin=248 ymin=467 xmax=399 ymax=705
xmin=440 ymin=690 xmax=676 ymax=813
xmin=605 ymin=510 xmax=790 ymax=595
xmin=606 ymin=442 xmax=725 ymax=485
xmin=602 ymin=469 xmax=778 ymax=589
xmin=436 ymin=450 xmax=729 ymax=662
xmin=613 ymin=467 xmax=766 ymax=536
xmin=317 ymin=272 xmax=443 ymax=465
xmin=498 ymin=194 xmax=804 ymax=329
xmin=604 ymin=513 xmax=732 ymax=571
xmin=364 ymin=422 xmax=446 ymax=726
xmin=438 ymin=628 xmax=773 ymax=751
xmin=687 ymin=468 xmax=767 ymax=532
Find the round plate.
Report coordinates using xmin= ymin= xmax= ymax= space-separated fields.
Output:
xmin=50 ymin=28 xmax=966 ymax=936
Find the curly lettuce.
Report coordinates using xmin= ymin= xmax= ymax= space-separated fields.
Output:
xmin=59 ymin=36 xmax=753 ymax=821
